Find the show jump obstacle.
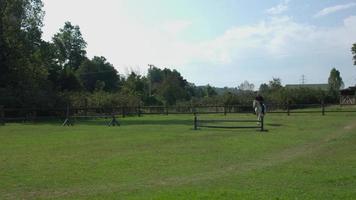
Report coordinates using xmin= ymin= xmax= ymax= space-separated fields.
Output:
xmin=62 ymin=105 xmax=120 ymax=127
xmin=194 ymin=114 xmax=264 ymax=131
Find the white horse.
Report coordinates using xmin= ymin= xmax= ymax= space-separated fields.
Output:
xmin=253 ymin=100 xmax=265 ymax=124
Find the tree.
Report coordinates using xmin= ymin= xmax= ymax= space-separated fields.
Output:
xmin=57 ymin=67 xmax=82 ymax=91
xmin=206 ymin=85 xmax=217 ymax=97
xmin=269 ymin=78 xmax=283 ymax=90
xmin=328 ymin=68 xmax=344 ymax=91
xmin=77 ymin=56 xmax=120 ymax=92
xmin=238 ymin=80 xmax=255 ymax=91
xmin=0 ymin=0 xmax=50 ymax=107
xmin=257 ymin=78 xmax=283 ymax=104
xmin=122 ymin=72 xmax=148 ymax=100
xmin=52 ymin=22 xmax=87 ymax=71
xmin=259 ymin=83 xmax=269 ymax=94
xmin=352 ymin=43 xmax=356 ymax=66
xmin=159 ymin=78 xmax=183 ymax=105
xmin=146 ymin=67 xmax=192 ymax=105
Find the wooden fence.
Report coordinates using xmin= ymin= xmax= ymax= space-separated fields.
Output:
xmin=0 ymin=103 xmax=355 ymax=123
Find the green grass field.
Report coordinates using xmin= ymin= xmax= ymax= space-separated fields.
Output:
xmin=1 ymin=112 xmax=356 ymax=199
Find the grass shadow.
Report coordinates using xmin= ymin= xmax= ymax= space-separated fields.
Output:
xmin=266 ymin=123 xmax=283 ymax=127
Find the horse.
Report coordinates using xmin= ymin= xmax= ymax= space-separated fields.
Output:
xmin=253 ymin=99 xmax=265 ymax=124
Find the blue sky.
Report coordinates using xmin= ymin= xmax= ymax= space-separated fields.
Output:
xmin=42 ymin=0 xmax=356 ymax=88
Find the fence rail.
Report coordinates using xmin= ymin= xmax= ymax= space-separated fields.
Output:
xmin=194 ymin=115 xmax=264 ymax=131
xmin=0 ymin=103 xmax=356 ymax=123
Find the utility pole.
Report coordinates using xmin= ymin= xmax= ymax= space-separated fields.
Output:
xmin=300 ymin=75 xmax=306 ymax=85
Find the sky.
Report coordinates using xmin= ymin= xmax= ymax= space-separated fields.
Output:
xmin=42 ymin=0 xmax=356 ymax=88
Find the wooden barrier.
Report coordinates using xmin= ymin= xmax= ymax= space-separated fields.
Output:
xmin=194 ymin=114 xmax=264 ymax=131
xmin=108 ymin=114 xmax=120 ymax=126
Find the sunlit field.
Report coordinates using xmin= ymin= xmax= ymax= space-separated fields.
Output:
xmin=1 ymin=111 xmax=356 ymax=199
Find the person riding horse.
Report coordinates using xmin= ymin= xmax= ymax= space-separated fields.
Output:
xmin=253 ymin=95 xmax=266 ymax=124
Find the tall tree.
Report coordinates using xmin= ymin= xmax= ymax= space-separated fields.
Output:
xmin=0 ymin=0 xmax=49 ymax=107
xmin=122 ymin=72 xmax=148 ymax=99
xmin=269 ymin=78 xmax=283 ymax=90
xmin=52 ymin=22 xmax=87 ymax=71
xmin=328 ymin=68 xmax=344 ymax=91
xmin=57 ymin=67 xmax=82 ymax=91
xmin=77 ymin=56 xmax=120 ymax=92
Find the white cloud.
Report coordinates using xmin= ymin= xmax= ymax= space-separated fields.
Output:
xmin=266 ymin=0 xmax=290 ymax=15
xmin=77 ymin=14 xmax=356 ymax=74
xmin=188 ymin=15 xmax=356 ymax=86
xmin=314 ymin=2 xmax=356 ymax=18
xmin=41 ymin=0 xmax=356 ymax=86
xmin=196 ymin=15 xmax=356 ymax=64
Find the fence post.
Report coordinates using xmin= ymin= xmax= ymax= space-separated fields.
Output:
xmin=166 ymin=106 xmax=169 ymax=115
xmin=224 ymin=106 xmax=227 ymax=116
xmin=137 ymin=105 xmax=141 ymax=117
xmin=287 ymin=103 xmax=290 ymax=116
xmin=0 ymin=105 xmax=4 ymax=125
xmin=122 ymin=107 xmax=126 ymax=118
xmin=84 ymin=98 xmax=88 ymax=117
xmin=194 ymin=113 xmax=197 ymax=130
xmin=33 ymin=108 xmax=37 ymax=123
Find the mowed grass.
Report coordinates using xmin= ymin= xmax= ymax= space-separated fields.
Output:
xmin=1 ymin=111 xmax=356 ymax=199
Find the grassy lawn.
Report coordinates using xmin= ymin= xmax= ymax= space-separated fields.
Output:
xmin=0 ymin=112 xmax=356 ymax=199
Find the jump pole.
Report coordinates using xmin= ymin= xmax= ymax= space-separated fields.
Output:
xmin=194 ymin=116 xmax=265 ymax=132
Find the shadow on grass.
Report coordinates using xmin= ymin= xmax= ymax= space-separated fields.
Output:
xmin=266 ymin=123 xmax=283 ymax=127
xmin=3 ymin=118 xmax=195 ymax=127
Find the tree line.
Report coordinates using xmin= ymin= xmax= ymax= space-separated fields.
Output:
xmin=1 ymin=0 xmax=354 ymax=109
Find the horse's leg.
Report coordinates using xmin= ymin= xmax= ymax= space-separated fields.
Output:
xmin=257 ymin=113 xmax=261 ymax=125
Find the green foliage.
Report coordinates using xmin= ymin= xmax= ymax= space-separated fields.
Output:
xmin=258 ymin=78 xmax=283 ymax=104
xmin=206 ymin=84 xmax=217 ymax=97
xmin=147 ymin=67 xmax=192 ymax=105
xmin=63 ymin=91 xmax=141 ymax=108
xmin=257 ymin=78 xmax=331 ymax=105
xmin=52 ymin=21 xmax=87 ymax=70
xmin=57 ymin=67 xmax=82 ymax=91
xmin=327 ymin=68 xmax=344 ymax=102
xmin=328 ymin=68 xmax=344 ymax=91
xmin=0 ymin=0 xmax=50 ymax=107
xmin=268 ymin=78 xmax=283 ymax=91
xmin=122 ymin=72 xmax=148 ymax=99
xmin=77 ymin=56 xmax=120 ymax=92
